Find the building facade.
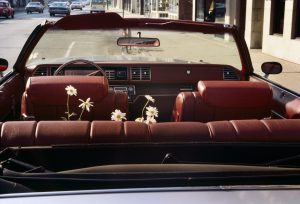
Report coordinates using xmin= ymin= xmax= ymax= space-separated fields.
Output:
xmin=244 ymin=0 xmax=300 ymax=64
xmin=193 ymin=0 xmax=300 ymax=65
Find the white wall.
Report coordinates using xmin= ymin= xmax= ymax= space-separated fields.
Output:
xmin=262 ymin=0 xmax=300 ymax=64
xmin=245 ymin=0 xmax=264 ymax=49
xmin=244 ymin=0 xmax=254 ymax=47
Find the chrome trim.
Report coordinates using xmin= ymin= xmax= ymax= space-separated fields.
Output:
xmin=2 ymin=185 xmax=300 ymax=199
xmin=271 ymin=110 xmax=286 ymax=119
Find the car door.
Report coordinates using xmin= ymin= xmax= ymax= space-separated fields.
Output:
xmin=0 ymin=71 xmax=24 ymax=121
xmin=251 ymin=73 xmax=300 ymax=119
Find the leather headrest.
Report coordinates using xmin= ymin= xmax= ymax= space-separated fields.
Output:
xmin=197 ymin=81 xmax=272 ymax=107
xmin=26 ymin=76 xmax=109 ymax=105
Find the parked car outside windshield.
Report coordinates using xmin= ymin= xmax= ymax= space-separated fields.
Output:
xmin=25 ymin=2 xmax=44 ymax=14
xmin=49 ymin=2 xmax=70 ymax=16
xmin=0 ymin=0 xmax=14 ymax=18
xmin=70 ymin=1 xmax=83 ymax=10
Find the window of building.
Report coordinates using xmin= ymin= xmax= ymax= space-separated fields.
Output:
xmin=152 ymin=0 xmax=157 ymax=11
xmin=158 ymin=0 xmax=168 ymax=11
xmin=270 ymin=0 xmax=285 ymax=35
xmin=144 ymin=0 xmax=151 ymax=12
xmin=168 ymin=0 xmax=178 ymax=14
xmin=292 ymin=0 xmax=300 ymax=38
xmin=195 ymin=0 xmax=226 ymax=22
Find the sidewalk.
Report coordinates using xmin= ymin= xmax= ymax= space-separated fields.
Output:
xmin=250 ymin=49 xmax=300 ymax=93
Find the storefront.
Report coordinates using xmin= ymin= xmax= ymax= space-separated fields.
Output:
xmin=123 ymin=0 xmax=131 ymax=11
xmin=195 ymin=0 xmax=226 ymax=23
xmin=147 ymin=0 xmax=179 ymax=19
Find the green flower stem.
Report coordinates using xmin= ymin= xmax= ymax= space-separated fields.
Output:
xmin=67 ymin=95 xmax=70 ymax=120
xmin=78 ymin=108 xmax=84 ymax=121
xmin=141 ymin=100 xmax=149 ymax=118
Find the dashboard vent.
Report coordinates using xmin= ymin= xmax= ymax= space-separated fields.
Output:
xmin=141 ymin=67 xmax=151 ymax=80
xmin=105 ymin=70 xmax=116 ymax=80
xmin=131 ymin=67 xmax=151 ymax=80
xmin=131 ymin=67 xmax=141 ymax=80
xmin=33 ymin=67 xmax=48 ymax=76
xmin=223 ymin=67 xmax=240 ymax=80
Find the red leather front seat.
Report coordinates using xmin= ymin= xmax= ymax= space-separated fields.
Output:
xmin=172 ymin=81 xmax=273 ymax=122
xmin=21 ymin=76 xmax=128 ymax=121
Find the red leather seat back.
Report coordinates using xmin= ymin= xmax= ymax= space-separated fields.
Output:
xmin=21 ymin=76 xmax=128 ymax=121
xmin=173 ymin=81 xmax=273 ymax=122
xmin=1 ymin=120 xmax=300 ymax=148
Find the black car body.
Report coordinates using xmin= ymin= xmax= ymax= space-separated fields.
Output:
xmin=25 ymin=2 xmax=44 ymax=13
xmin=49 ymin=1 xmax=70 ymax=16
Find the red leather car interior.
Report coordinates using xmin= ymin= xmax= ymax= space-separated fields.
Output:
xmin=172 ymin=81 xmax=273 ymax=122
xmin=1 ymin=119 xmax=300 ymax=147
xmin=21 ymin=76 xmax=128 ymax=121
xmin=285 ymin=98 xmax=300 ymax=119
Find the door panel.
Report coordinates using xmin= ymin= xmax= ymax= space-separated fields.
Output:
xmin=0 ymin=73 xmax=25 ymax=121
xmin=250 ymin=75 xmax=300 ymax=119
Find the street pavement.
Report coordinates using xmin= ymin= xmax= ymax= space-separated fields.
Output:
xmin=0 ymin=7 xmax=89 ymax=74
xmin=0 ymin=7 xmax=299 ymax=94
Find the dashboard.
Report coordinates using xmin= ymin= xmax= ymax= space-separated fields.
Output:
xmin=32 ymin=63 xmax=241 ymax=82
xmin=29 ymin=63 xmax=241 ymax=121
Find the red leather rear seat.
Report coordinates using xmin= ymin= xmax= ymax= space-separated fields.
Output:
xmin=208 ymin=119 xmax=300 ymax=142
xmin=172 ymin=81 xmax=273 ymax=122
xmin=21 ymin=76 xmax=128 ymax=121
xmin=1 ymin=119 xmax=300 ymax=148
xmin=36 ymin=121 xmax=90 ymax=145
xmin=1 ymin=121 xmax=36 ymax=147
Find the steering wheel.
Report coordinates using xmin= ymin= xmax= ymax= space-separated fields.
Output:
xmin=53 ymin=59 xmax=107 ymax=77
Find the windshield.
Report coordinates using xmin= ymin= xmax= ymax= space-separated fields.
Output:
xmin=26 ymin=29 xmax=242 ymax=69
xmin=0 ymin=2 xmax=7 ymax=6
xmin=51 ymin=2 xmax=67 ymax=6
xmin=28 ymin=2 xmax=40 ymax=5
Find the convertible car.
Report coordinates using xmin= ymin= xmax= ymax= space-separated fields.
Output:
xmin=1 ymin=12 xmax=300 ymax=201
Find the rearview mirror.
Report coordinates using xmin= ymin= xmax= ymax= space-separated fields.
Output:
xmin=117 ymin=37 xmax=160 ymax=47
xmin=0 ymin=58 xmax=8 ymax=72
xmin=261 ymin=62 xmax=282 ymax=78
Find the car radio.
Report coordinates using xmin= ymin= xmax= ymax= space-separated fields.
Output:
xmin=109 ymin=85 xmax=135 ymax=102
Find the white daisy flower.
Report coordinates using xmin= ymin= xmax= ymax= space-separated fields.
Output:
xmin=79 ymin=98 xmax=94 ymax=112
xmin=145 ymin=116 xmax=157 ymax=124
xmin=145 ymin=95 xmax=155 ymax=103
xmin=65 ymin=85 xmax=77 ymax=96
xmin=111 ymin=109 xmax=127 ymax=121
xmin=135 ymin=117 xmax=144 ymax=123
xmin=146 ymin=106 xmax=158 ymax=118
